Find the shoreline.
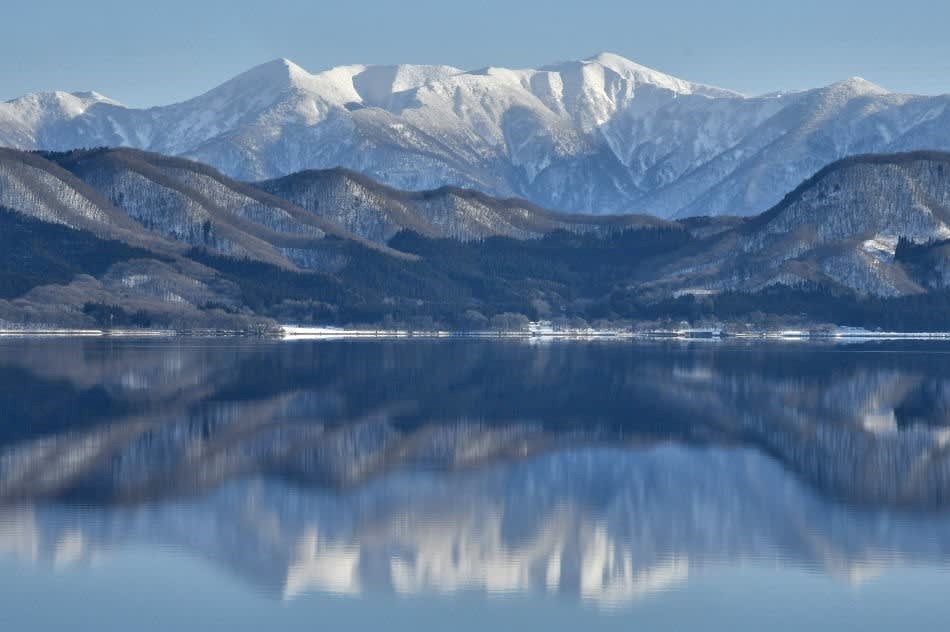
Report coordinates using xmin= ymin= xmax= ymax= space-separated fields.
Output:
xmin=278 ymin=325 xmax=950 ymax=341
xmin=4 ymin=325 xmax=950 ymax=342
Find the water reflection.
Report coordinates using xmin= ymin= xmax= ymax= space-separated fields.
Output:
xmin=2 ymin=339 xmax=950 ymax=608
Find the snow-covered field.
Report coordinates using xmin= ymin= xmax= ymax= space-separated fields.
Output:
xmin=0 ymin=328 xmax=177 ymax=338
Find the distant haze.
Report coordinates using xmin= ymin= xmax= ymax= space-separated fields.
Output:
xmin=2 ymin=0 xmax=950 ymax=106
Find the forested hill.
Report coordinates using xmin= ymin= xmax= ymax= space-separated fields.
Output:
xmin=0 ymin=148 xmax=949 ymax=332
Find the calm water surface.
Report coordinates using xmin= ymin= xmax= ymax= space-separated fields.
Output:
xmin=2 ymin=338 xmax=950 ymax=630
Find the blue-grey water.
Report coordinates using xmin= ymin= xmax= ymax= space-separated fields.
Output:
xmin=2 ymin=338 xmax=950 ymax=630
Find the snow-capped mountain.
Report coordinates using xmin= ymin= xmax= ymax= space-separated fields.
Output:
xmin=3 ymin=53 xmax=949 ymax=217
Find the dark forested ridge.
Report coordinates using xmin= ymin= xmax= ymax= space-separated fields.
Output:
xmin=182 ymin=227 xmax=695 ymax=327
xmin=0 ymin=206 xmax=159 ymax=299
xmin=2 ymin=148 xmax=950 ymax=332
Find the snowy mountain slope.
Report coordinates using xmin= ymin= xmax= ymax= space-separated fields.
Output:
xmin=0 ymin=147 xmax=170 ymax=245
xmin=658 ymin=80 xmax=944 ymax=218
xmin=5 ymin=53 xmax=949 ymax=217
xmin=46 ymin=148 xmax=410 ymax=270
xmin=642 ymin=152 xmax=950 ymax=297
xmin=257 ymin=167 xmax=672 ymax=244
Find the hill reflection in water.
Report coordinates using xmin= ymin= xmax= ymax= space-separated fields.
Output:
xmin=3 ymin=338 xmax=950 ymax=608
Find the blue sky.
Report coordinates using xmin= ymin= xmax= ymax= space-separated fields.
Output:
xmin=3 ymin=0 xmax=949 ymax=106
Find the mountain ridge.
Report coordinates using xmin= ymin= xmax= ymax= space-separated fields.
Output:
xmin=1 ymin=146 xmax=950 ymax=331
xmin=255 ymin=165 xmax=674 ymax=244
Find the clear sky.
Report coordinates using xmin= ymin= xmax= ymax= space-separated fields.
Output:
xmin=3 ymin=0 xmax=949 ymax=106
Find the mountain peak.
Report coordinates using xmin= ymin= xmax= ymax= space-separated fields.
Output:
xmin=573 ymin=51 xmax=739 ymax=97
xmin=272 ymin=57 xmax=298 ymax=67
xmin=232 ymin=57 xmax=312 ymax=88
xmin=585 ymin=51 xmax=647 ymax=70
xmin=183 ymin=57 xmax=325 ymax=112
xmin=584 ymin=51 xmax=683 ymax=82
xmin=826 ymin=76 xmax=889 ymax=96
xmin=264 ymin=57 xmax=309 ymax=75
xmin=70 ymin=90 xmax=123 ymax=106
xmin=1 ymin=90 xmax=123 ymax=123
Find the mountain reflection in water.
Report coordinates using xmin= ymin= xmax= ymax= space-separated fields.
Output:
xmin=2 ymin=338 xmax=950 ymax=609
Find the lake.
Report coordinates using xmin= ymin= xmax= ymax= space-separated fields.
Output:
xmin=2 ymin=337 xmax=950 ymax=630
